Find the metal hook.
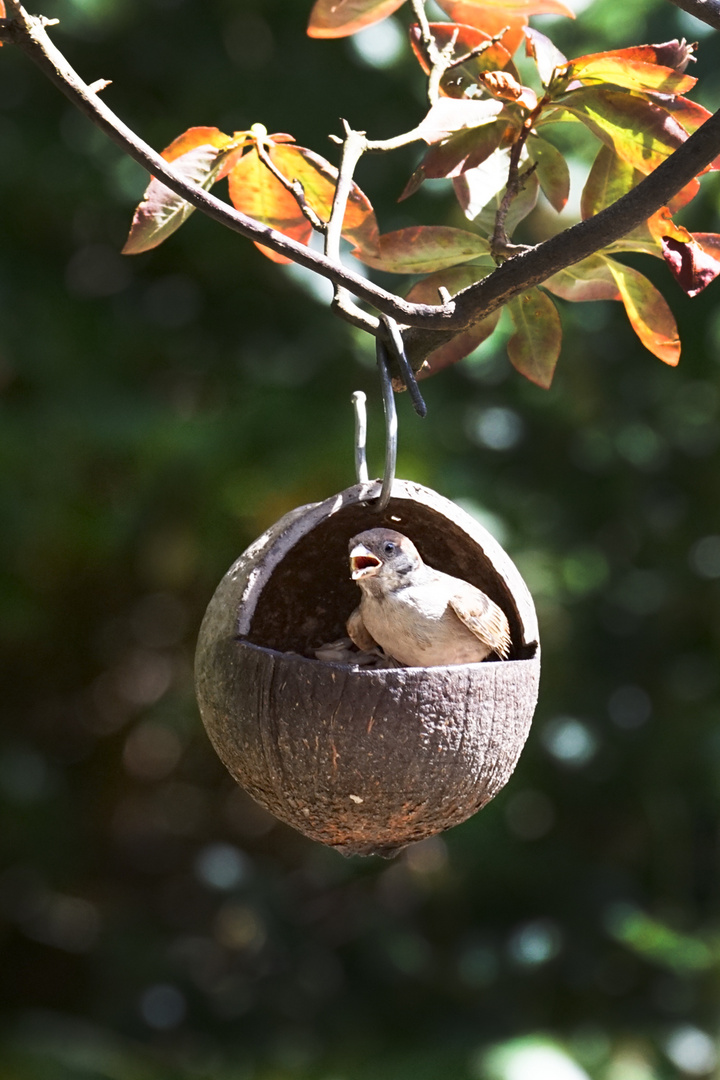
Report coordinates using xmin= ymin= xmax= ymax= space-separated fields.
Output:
xmin=380 ymin=314 xmax=427 ymax=419
xmin=351 ymin=339 xmax=398 ymax=513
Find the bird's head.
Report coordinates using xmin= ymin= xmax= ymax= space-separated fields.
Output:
xmin=349 ymin=528 xmax=421 ymax=592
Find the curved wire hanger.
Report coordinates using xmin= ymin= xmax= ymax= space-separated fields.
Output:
xmin=352 ymin=316 xmax=426 ymax=513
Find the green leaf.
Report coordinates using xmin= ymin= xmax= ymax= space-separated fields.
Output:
xmin=307 ymin=0 xmax=405 ymax=38
xmin=562 ymin=86 xmax=688 ymax=175
xmin=507 ymin=288 xmax=561 ymax=388
xmin=544 ymin=254 xmax=620 ymax=301
xmin=526 ymin=135 xmax=569 ymax=212
xmin=123 ymin=141 xmax=232 ymax=255
xmin=406 ymin=266 xmax=500 ymax=377
xmin=355 ymin=226 xmax=491 ymax=273
xmin=605 ymin=257 xmax=680 ymax=364
xmin=581 ymin=144 xmax=638 ymax=219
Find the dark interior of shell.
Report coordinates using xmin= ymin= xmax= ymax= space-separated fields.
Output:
xmin=245 ymin=496 xmax=537 ymax=662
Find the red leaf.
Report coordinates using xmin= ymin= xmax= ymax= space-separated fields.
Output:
xmin=406 ymin=266 xmax=500 ymax=377
xmin=507 ymin=288 xmax=562 ymax=388
xmin=307 ymin=0 xmax=405 ymax=38
xmin=401 ymin=121 xmax=506 ymax=198
xmin=661 ymin=234 xmax=720 ymax=297
xmin=355 ymin=226 xmax=491 ymax=273
xmin=0 ymin=1 xmax=6 ymax=44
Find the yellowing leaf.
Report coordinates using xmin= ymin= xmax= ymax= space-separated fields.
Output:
xmin=563 ymin=86 xmax=688 ymax=175
xmin=307 ymin=0 xmax=405 ymax=38
xmin=566 ymin=54 xmax=696 ymax=95
xmin=581 ymin=145 xmax=638 ymax=219
xmin=545 ymin=254 xmax=620 ymax=301
xmin=605 ymin=258 xmax=680 ymax=364
xmin=355 ymin=226 xmax=491 ymax=273
xmin=406 ymin=266 xmax=499 ymax=377
xmin=507 ymin=288 xmax=562 ymax=388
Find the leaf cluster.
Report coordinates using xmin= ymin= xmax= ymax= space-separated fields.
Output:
xmin=124 ymin=0 xmax=720 ymax=388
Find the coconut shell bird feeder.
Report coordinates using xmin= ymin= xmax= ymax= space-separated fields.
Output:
xmin=195 ymin=334 xmax=540 ymax=857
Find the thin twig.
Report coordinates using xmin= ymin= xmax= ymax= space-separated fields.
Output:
xmin=0 ymin=1 xmax=456 ymax=330
xmin=255 ymin=138 xmax=327 ymax=233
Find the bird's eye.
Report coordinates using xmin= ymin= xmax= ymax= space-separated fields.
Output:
xmin=383 ymin=541 xmax=396 ymax=555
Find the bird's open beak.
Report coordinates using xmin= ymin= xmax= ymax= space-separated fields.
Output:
xmin=350 ymin=544 xmax=381 ymax=580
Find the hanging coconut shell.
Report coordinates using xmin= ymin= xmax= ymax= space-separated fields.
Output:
xmin=195 ymin=479 xmax=540 ymax=857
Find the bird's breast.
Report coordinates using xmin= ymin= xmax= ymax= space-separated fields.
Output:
xmin=359 ymin=585 xmax=491 ymax=667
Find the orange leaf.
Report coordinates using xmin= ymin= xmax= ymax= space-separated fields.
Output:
xmin=307 ymin=0 xmax=405 ymax=38
xmin=605 ymin=258 xmax=680 ymax=365
xmin=227 ymin=142 xmax=379 ymax=263
xmin=431 ymin=2 xmax=529 ymax=55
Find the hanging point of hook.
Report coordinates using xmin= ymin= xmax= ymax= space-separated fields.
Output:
xmin=350 ymin=346 xmax=397 ymax=513
xmin=381 ymin=315 xmax=427 ymax=420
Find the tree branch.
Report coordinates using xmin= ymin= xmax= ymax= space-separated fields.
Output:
xmin=405 ymin=107 xmax=720 ymax=366
xmin=0 ymin=2 xmax=456 ymax=330
xmin=665 ymin=0 xmax=720 ymax=30
xmin=3 ymin=0 xmax=720 ymax=370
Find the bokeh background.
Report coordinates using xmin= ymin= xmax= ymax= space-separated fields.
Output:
xmin=2 ymin=0 xmax=720 ymax=1077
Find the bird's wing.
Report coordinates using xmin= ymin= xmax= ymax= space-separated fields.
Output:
xmin=346 ymin=606 xmax=378 ymax=653
xmin=448 ymin=586 xmax=511 ymax=659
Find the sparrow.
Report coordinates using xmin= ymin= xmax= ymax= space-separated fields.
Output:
xmin=346 ymin=528 xmax=511 ymax=667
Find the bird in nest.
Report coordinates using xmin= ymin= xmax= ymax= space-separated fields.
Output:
xmin=346 ymin=527 xmax=511 ymax=668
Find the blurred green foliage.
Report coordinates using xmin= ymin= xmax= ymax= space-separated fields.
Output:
xmin=2 ymin=1 xmax=720 ymax=1078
